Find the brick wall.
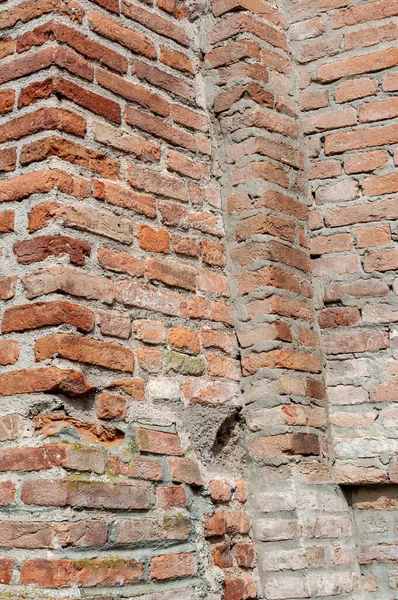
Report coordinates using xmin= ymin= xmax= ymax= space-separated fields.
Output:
xmin=1 ymin=0 xmax=398 ymax=597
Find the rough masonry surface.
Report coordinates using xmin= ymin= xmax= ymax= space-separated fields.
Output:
xmin=1 ymin=0 xmax=398 ymax=598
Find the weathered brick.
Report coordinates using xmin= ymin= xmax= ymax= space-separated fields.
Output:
xmin=22 ymin=479 xmax=152 ymax=509
xmin=98 ymin=247 xmax=144 ymax=277
xmin=0 ymin=107 xmax=85 ymax=143
xmin=151 ymin=552 xmax=198 ymax=580
xmin=122 ymin=0 xmax=188 ymax=46
xmin=20 ymin=557 xmax=143 ymax=587
xmin=35 ymin=334 xmax=135 ymax=372
xmin=96 ymin=393 xmax=126 ymax=420
xmin=2 ymin=301 xmax=94 ymax=333
xmin=88 ymin=11 xmax=156 ymax=58
xmin=18 ymin=21 xmax=128 ymax=73
xmin=0 ymin=367 xmax=92 ymax=397
xmin=135 ymin=428 xmax=182 ymax=455
xmin=335 ymin=77 xmax=378 ymax=103
xmin=14 ymin=235 xmax=90 ymax=266
xmin=20 ymin=136 xmax=120 ymax=179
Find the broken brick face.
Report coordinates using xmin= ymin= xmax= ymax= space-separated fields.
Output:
xmin=1 ymin=0 xmax=398 ymax=597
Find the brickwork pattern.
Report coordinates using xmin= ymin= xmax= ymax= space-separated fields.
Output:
xmin=2 ymin=0 xmax=398 ymax=598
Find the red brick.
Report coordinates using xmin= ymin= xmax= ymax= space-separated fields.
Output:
xmin=98 ymin=247 xmax=144 ymax=278
xmin=167 ymin=457 xmax=203 ymax=486
xmin=346 ymin=22 xmax=398 ymax=50
xmin=0 ymin=520 xmax=107 ymax=549
xmin=160 ymin=45 xmax=194 ymax=74
xmin=137 ymin=224 xmax=170 ymax=253
xmin=97 ymin=68 xmax=169 ymax=117
xmin=126 ymin=106 xmax=196 ymax=152
xmin=209 ymin=13 xmax=287 ymax=50
xmin=233 ymin=543 xmax=256 ymax=568
xmin=127 ymin=162 xmax=187 ymax=202
xmin=233 ymin=161 xmax=289 ymax=188
xmin=151 ymin=552 xmax=197 ymax=580
xmin=116 ymin=280 xmax=183 ymax=317
xmin=122 ymin=0 xmax=188 ymax=46
xmin=249 ymin=433 xmax=320 ymax=458
xmin=383 ymin=71 xmax=398 ymax=91
xmin=300 ymin=89 xmax=328 ymax=111
xmin=0 ymin=277 xmax=17 ymax=301
xmin=0 ymin=340 xmax=18 ymax=366
xmin=137 ymin=347 xmax=163 ymax=373
xmin=93 ymin=179 xmax=156 ymax=218
xmin=205 ymin=512 xmax=226 ymax=538
xmin=327 ymin=279 xmax=388 ymax=300
xmin=0 ymin=148 xmax=16 ymax=172
xmin=17 ymin=21 xmax=127 ymax=73
xmin=157 ymin=486 xmax=187 ymax=509
xmin=0 ymin=107 xmax=85 ymax=143
xmin=35 ymin=334 xmax=134 ymax=372
xmin=171 ymin=104 xmax=208 ymax=132
xmin=0 ymin=559 xmax=13 ymax=585
xmin=323 ymin=331 xmax=388 ymax=354
xmin=330 ymin=0 xmax=398 ymax=29
xmin=210 ymin=479 xmax=232 ymax=503
xmin=48 ymin=78 xmax=121 ymax=123
xmin=35 ymin=414 xmax=124 ymax=446
xmin=135 ymin=428 xmax=182 ymax=455
xmin=0 ymin=46 xmax=55 ymax=85
xmin=88 ymin=11 xmax=156 ymax=58
xmin=166 ymin=149 xmax=209 ymax=181
xmin=20 ymin=557 xmax=143 ymax=588
xmin=92 ymin=120 xmax=160 ymax=162
xmin=364 ymin=248 xmax=398 ymax=272
xmin=132 ymin=58 xmax=194 ymax=101
xmin=344 ymin=150 xmax=387 ymax=174
xmin=0 ymin=39 xmax=15 ymax=60
xmin=95 ymin=393 xmax=126 ymax=420
xmin=360 ymin=97 xmax=398 ymax=123
xmin=236 ymin=213 xmax=295 ymax=243
xmin=294 ymin=33 xmax=342 ymax=64
xmin=312 ymin=254 xmax=360 ymax=276
xmin=20 ymin=136 xmax=120 ymax=179
xmin=97 ymin=310 xmax=131 ymax=340
xmin=356 ymin=225 xmax=391 ymax=248
xmin=0 ymin=169 xmax=90 ymax=203
xmin=247 ymin=295 xmax=314 ymax=322
xmin=206 ymin=354 xmax=240 ymax=381
xmin=242 ymin=349 xmax=321 ymax=374
xmin=318 ymin=307 xmax=360 ymax=328
xmin=326 ymin=197 xmax=398 ymax=227
xmin=13 ymin=235 xmax=90 ymax=266
xmin=0 ymin=89 xmax=14 ymax=114
xmin=318 ymin=47 xmax=398 ymax=83
xmin=0 ymin=481 xmax=16 ymax=506
xmin=146 ymin=257 xmax=197 ymax=291
xmin=21 ymin=478 xmax=152 ymax=509
xmin=134 ymin=319 xmax=166 ymax=345
xmin=310 ymin=233 xmax=352 ymax=255
xmin=0 ymin=367 xmax=92 ymax=397
xmin=109 ymin=455 xmax=162 ymax=479
xmin=0 ymin=210 xmax=14 ymax=232
xmin=303 ymin=107 xmax=357 ymax=133
xmin=107 ymin=379 xmax=144 ymax=401
xmin=335 ymin=77 xmax=378 ymax=103
xmin=2 ymin=301 xmax=94 ymax=333
xmin=213 ymin=0 xmax=284 ymax=23
xmin=326 ymin=121 xmax=398 ymax=154
xmin=169 ymin=327 xmax=200 ymax=354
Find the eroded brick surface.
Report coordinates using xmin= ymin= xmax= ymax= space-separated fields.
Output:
xmin=1 ymin=0 xmax=398 ymax=597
